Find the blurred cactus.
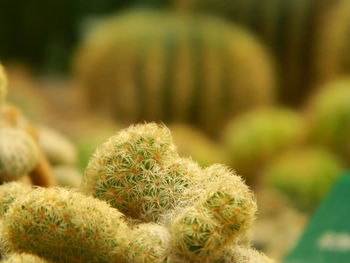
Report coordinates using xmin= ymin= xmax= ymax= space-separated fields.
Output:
xmin=126 ymin=223 xmax=170 ymax=263
xmin=38 ymin=126 xmax=77 ymax=166
xmin=264 ymin=148 xmax=343 ymax=211
xmin=0 ymin=65 xmax=8 ymax=105
xmin=74 ymin=10 xmax=275 ymax=134
xmin=0 ymin=128 xmax=40 ymax=182
xmin=52 ymin=166 xmax=82 ymax=188
xmin=223 ymin=108 xmax=304 ymax=185
xmin=170 ymin=124 xmax=228 ymax=167
xmin=83 ymin=123 xmax=202 ymax=222
xmin=170 ymin=164 xmax=257 ymax=262
xmin=1 ymin=253 xmax=49 ymax=263
xmin=0 ymin=182 xmax=32 ymax=218
xmin=2 ymin=187 xmax=130 ymax=263
xmin=306 ymin=79 xmax=350 ymax=165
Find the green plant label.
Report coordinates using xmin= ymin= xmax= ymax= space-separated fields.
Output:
xmin=284 ymin=172 xmax=350 ymax=263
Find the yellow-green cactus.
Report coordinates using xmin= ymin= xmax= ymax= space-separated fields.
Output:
xmin=0 ymin=65 xmax=7 ymax=106
xmin=74 ymin=10 xmax=275 ymax=134
xmin=170 ymin=164 xmax=257 ymax=262
xmin=0 ymin=128 xmax=40 ymax=182
xmin=0 ymin=220 xmax=11 ymax=256
xmin=306 ymin=79 xmax=350 ymax=165
xmin=170 ymin=124 xmax=228 ymax=167
xmin=83 ymin=123 xmax=201 ymax=222
xmin=2 ymin=187 xmax=130 ymax=263
xmin=223 ymin=108 xmax=304 ymax=184
xmin=126 ymin=223 xmax=170 ymax=263
xmin=52 ymin=166 xmax=82 ymax=189
xmin=1 ymin=253 xmax=49 ymax=263
xmin=264 ymin=148 xmax=343 ymax=211
xmin=0 ymin=182 xmax=32 ymax=217
xmin=213 ymin=246 xmax=274 ymax=263
xmin=38 ymin=126 xmax=77 ymax=166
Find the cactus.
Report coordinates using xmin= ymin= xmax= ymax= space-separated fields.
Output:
xmin=212 ymin=246 xmax=274 ymax=263
xmin=1 ymin=220 xmax=11 ymax=256
xmin=306 ymin=79 xmax=350 ymax=165
xmin=0 ymin=182 xmax=32 ymax=218
xmin=264 ymin=148 xmax=343 ymax=211
xmin=1 ymin=253 xmax=49 ymax=263
xmin=170 ymin=124 xmax=228 ymax=167
xmin=2 ymin=187 xmax=130 ymax=263
xmin=169 ymin=164 xmax=257 ymax=262
xmin=83 ymin=123 xmax=203 ymax=222
xmin=74 ymin=10 xmax=275 ymax=134
xmin=126 ymin=223 xmax=170 ymax=263
xmin=38 ymin=126 xmax=77 ymax=166
xmin=52 ymin=166 xmax=82 ymax=189
xmin=0 ymin=128 xmax=40 ymax=182
xmin=0 ymin=65 xmax=7 ymax=106
xmin=223 ymin=108 xmax=304 ymax=185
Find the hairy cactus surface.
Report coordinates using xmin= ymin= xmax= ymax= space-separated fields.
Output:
xmin=1 ymin=253 xmax=49 ymax=263
xmin=212 ymin=246 xmax=274 ymax=263
xmin=223 ymin=108 xmax=304 ymax=185
xmin=0 ymin=182 xmax=32 ymax=217
xmin=74 ymin=10 xmax=275 ymax=133
xmin=83 ymin=123 xmax=203 ymax=222
xmin=306 ymin=79 xmax=350 ymax=165
xmin=0 ymin=128 xmax=39 ymax=182
xmin=264 ymin=148 xmax=343 ymax=211
xmin=2 ymin=187 xmax=130 ymax=263
xmin=126 ymin=223 xmax=170 ymax=263
xmin=170 ymin=164 xmax=257 ymax=262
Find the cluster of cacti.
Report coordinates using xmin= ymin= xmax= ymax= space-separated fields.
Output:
xmin=306 ymin=79 xmax=350 ymax=165
xmin=223 ymin=108 xmax=304 ymax=185
xmin=170 ymin=124 xmax=228 ymax=167
xmin=0 ymin=123 xmax=272 ymax=263
xmin=74 ymin=10 xmax=275 ymax=134
xmin=263 ymin=148 xmax=343 ymax=211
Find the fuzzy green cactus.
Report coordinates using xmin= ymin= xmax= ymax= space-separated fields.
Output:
xmin=126 ymin=223 xmax=170 ymax=263
xmin=38 ymin=126 xmax=77 ymax=166
xmin=0 ymin=65 xmax=7 ymax=106
xmin=170 ymin=124 xmax=228 ymax=167
xmin=264 ymin=148 xmax=343 ymax=211
xmin=0 ymin=182 xmax=32 ymax=217
xmin=2 ymin=187 xmax=130 ymax=263
xmin=306 ymin=79 xmax=350 ymax=165
xmin=74 ymin=10 xmax=275 ymax=134
xmin=170 ymin=164 xmax=257 ymax=262
xmin=1 ymin=253 xmax=49 ymax=263
xmin=83 ymin=123 xmax=202 ymax=222
xmin=52 ymin=166 xmax=82 ymax=188
xmin=0 ymin=128 xmax=40 ymax=182
xmin=223 ymin=108 xmax=304 ymax=185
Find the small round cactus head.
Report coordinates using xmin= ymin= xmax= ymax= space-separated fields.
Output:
xmin=223 ymin=108 xmax=304 ymax=184
xmin=2 ymin=187 xmax=130 ymax=263
xmin=1 ymin=253 xmax=50 ymax=263
xmin=306 ymin=79 xmax=350 ymax=164
xmin=52 ymin=165 xmax=82 ymax=188
xmin=0 ymin=128 xmax=40 ymax=182
xmin=0 ymin=64 xmax=8 ymax=105
xmin=38 ymin=126 xmax=77 ymax=166
xmin=170 ymin=164 xmax=257 ymax=262
xmin=213 ymin=246 xmax=274 ymax=263
xmin=264 ymin=148 xmax=343 ymax=211
xmin=83 ymin=123 xmax=201 ymax=222
xmin=126 ymin=223 xmax=170 ymax=263
xmin=0 ymin=182 xmax=32 ymax=217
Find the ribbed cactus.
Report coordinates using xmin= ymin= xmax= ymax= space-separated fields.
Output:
xmin=306 ymin=79 xmax=350 ymax=165
xmin=170 ymin=164 xmax=257 ymax=262
xmin=223 ymin=108 xmax=304 ymax=185
xmin=74 ymin=10 xmax=275 ymax=134
xmin=38 ymin=126 xmax=77 ymax=166
xmin=0 ymin=64 xmax=7 ymax=106
xmin=52 ymin=166 xmax=82 ymax=188
xmin=1 ymin=253 xmax=49 ymax=263
xmin=126 ymin=223 xmax=170 ymax=263
xmin=0 ymin=182 xmax=32 ymax=217
xmin=264 ymin=148 xmax=343 ymax=211
xmin=83 ymin=123 xmax=203 ymax=222
xmin=2 ymin=187 xmax=130 ymax=263
xmin=0 ymin=128 xmax=40 ymax=182
xmin=170 ymin=124 xmax=228 ymax=167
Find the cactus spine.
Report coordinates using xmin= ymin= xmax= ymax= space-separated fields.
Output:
xmin=2 ymin=187 xmax=130 ymax=263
